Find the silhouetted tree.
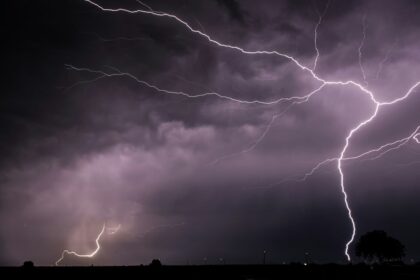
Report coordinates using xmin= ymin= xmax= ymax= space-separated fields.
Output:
xmin=356 ymin=230 xmax=405 ymax=263
xmin=22 ymin=261 xmax=34 ymax=268
xmin=149 ymin=259 xmax=162 ymax=267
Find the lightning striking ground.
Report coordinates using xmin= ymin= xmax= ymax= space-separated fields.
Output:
xmin=55 ymin=223 xmax=120 ymax=266
xmin=79 ymin=0 xmax=420 ymax=261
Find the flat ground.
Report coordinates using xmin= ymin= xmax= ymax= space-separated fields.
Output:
xmin=2 ymin=264 xmax=420 ymax=279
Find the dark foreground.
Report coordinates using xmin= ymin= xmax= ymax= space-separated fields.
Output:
xmin=2 ymin=264 xmax=420 ymax=279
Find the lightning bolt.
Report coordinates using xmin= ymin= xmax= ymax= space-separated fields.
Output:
xmin=79 ymin=0 xmax=420 ymax=261
xmin=55 ymin=223 xmax=120 ymax=266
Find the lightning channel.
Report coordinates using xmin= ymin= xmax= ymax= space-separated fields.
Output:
xmin=358 ymin=14 xmax=368 ymax=86
xmin=55 ymin=223 xmax=120 ymax=266
xmin=375 ymin=39 xmax=397 ymax=80
xmin=313 ymin=0 xmax=330 ymax=71
xmin=65 ymin=64 xmax=323 ymax=106
xmin=294 ymin=125 xmax=420 ymax=183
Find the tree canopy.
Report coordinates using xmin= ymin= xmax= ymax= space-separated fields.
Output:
xmin=355 ymin=230 xmax=405 ymax=263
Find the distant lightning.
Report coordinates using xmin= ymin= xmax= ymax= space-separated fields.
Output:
xmin=395 ymin=160 xmax=420 ymax=169
xmin=210 ymin=87 xmax=327 ymax=164
xmin=358 ymin=14 xmax=368 ymax=86
xmin=375 ymin=39 xmax=398 ymax=80
xmin=79 ymin=0 xmax=420 ymax=261
xmin=210 ymin=114 xmax=279 ymax=165
xmin=107 ymin=224 xmax=122 ymax=235
xmin=65 ymin=64 xmax=325 ymax=164
xmin=64 ymin=64 xmax=324 ymax=106
xmin=313 ymin=0 xmax=330 ymax=71
xmin=55 ymin=223 xmax=120 ymax=266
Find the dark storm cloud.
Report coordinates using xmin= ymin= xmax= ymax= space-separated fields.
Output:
xmin=1 ymin=0 xmax=420 ymax=266
xmin=215 ymin=0 xmax=245 ymax=24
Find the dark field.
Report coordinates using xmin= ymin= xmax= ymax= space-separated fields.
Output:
xmin=3 ymin=264 xmax=420 ymax=279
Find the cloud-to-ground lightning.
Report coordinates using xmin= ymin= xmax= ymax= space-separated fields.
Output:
xmin=79 ymin=0 xmax=420 ymax=261
xmin=55 ymin=223 xmax=120 ymax=266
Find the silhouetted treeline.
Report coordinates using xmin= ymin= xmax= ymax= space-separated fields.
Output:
xmin=4 ymin=263 xmax=420 ymax=280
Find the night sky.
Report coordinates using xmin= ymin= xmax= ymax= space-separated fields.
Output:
xmin=2 ymin=0 xmax=420 ymax=266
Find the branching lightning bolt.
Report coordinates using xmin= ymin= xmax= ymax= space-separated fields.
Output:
xmin=291 ymin=126 xmax=420 ymax=182
xmin=55 ymin=223 xmax=120 ymax=266
xmin=79 ymin=0 xmax=420 ymax=261
xmin=363 ymin=127 xmax=420 ymax=162
xmin=64 ymin=64 xmax=324 ymax=105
